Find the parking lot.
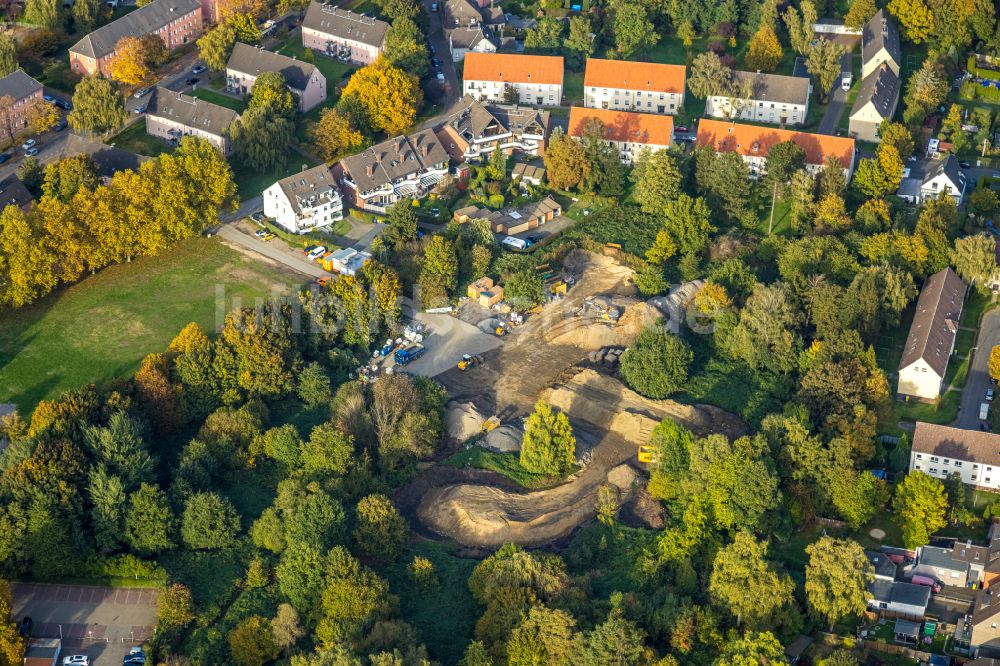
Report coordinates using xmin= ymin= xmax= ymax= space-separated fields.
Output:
xmin=390 ymin=308 xmax=504 ymax=378
xmin=12 ymin=583 xmax=157 ymax=665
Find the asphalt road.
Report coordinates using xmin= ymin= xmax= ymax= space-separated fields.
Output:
xmin=954 ymin=307 xmax=1000 ymax=430
xmin=818 ymin=82 xmax=848 ymax=135
xmin=215 ymin=220 xmax=329 ymax=278
xmin=420 ymin=0 xmax=463 ymax=112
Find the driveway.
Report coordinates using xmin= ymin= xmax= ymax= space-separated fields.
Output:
xmin=954 ymin=307 xmax=1000 ymax=430
xmin=817 ymin=84 xmax=848 ymax=135
xmin=12 ymin=583 xmax=157 ymax=666
xmin=215 ymin=220 xmax=329 ymax=278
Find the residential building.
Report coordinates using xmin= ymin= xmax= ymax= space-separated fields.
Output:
xmin=452 ymin=195 xmax=561 ymax=234
xmin=920 ymin=155 xmax=967 ymax=203
xmin=705 ymin=71 xmax=810 ymax=126
xmin=0 ymin=69 xmax=43 ymax=140
xmin=866 ymin=549 xmax=899 ymax=581
xmin=262 ymin=164 xmax=343 ymax=234
xmin=335 ymin=128 xmax=449 ymax=213
xmin=968 ymin=589 xmax=1000 ymax=658
xmin=583 ymin=58 xmax=685 ymax=115
xmin=912 ymin=545 xmax=971 ymax=587
xmin=145 ymin=87 xmax=239 ymax=155
xmin=848 ymin=63 xmax=901 ymax=142
xmin=0 ymin=174 xmax=33 ymax=210
xmin=435 ymin=96 xmax=549 ymax=162
xmin=567 ymin=107 xmax=673 ymax=166
xmin=695 ymin=119 xmax=856 ymax=181
xmin=69 ymin=0 xmax=203 ymax=76
xmin=897 ymin=268 xmax=965 ymax=400
xmin=867 ymin=580 xmax=931 ymax=619
xmin=59 ymin=135 xmax=151 ymax=182
xmin=301 ymin=2 xmax=388 ymax=66
xmin=511 ymin=162 xmax=544 ymax=186
xmin=462 ymin=53 xmax=564 ymax=107
xmin=910 ymin=422 xmax=1000 ymax=490
xmin=444 ymin=0 xmax=507 ymax=61
xmin=862 ymin=9 xmax=901 ymax=78
xmin=226 ymin=42 xmax=327 ymax=112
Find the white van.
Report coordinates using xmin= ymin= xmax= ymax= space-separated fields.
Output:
xmin=502 ymin=236 xmax=530 ymax=250
xmin=841 ymin=73 xmax=852 ymax=91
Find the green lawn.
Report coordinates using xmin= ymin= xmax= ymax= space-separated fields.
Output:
xmin=564 ymin=71 xmax=584 ymax=104
xmin=108 ymin=121 xmax=170 ymax=157
xmin=758 ymin=196 xmax=792 ymax=236
xmin=190 ymin=88 xmax=247 ymax=112
xmin=234 ymin=155 xmax=319 ymax=200
xmin=272 ymin=39 xmax=356 ymax=87
xmin=443 ymin=444 xmax=568 ymax=489
xmin=0 ymin=237 xmax=303 ymax=414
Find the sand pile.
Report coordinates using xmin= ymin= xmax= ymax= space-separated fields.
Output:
xmin=483 ymin=425 xmax=522 ymax=453
xmin=446 ymin=402 xmax=484 ymax=442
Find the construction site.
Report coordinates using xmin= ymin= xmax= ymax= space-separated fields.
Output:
xmin=402 ymin=249 xmax=748 ymax=549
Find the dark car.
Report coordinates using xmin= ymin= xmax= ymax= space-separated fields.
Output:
xmin=54 ymin=118 xmax=68 ymax=131
xmin=526 ymin=234 xmax=543 ymax=243
xmin=675 ymin=125 xmax=689 ymax=133
xmin=55 ymin=99 xmax=71 ymax=110
xmin=185 ymin=77 xmax=200 ymax=86
xmin=960 ymin=161 xmax=971 ymax=169
xmin=0 ymin=152 xmax=11 ymax=164
xmin=18 ymin=617 xmax=31 ymax=637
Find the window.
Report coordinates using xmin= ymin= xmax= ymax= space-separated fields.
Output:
xmin=931 ymin=457 xmax=939 ymax=462
xmin=956 ymin=461 xmax=963 ymax=467
xmin=975 ymin=464 xmax=980 ymax=469
xmin=916 ymin=454 xmax=923 ymax=459
xmin=988 ymin=478 xmax=993 ymax=484
xmin=915 ymin=465 xmax=922 ymax=470
xmin=973 ymin=475 xmax=979 ymax=481
xmin=930 ymin=468 xmax=938 ymax=474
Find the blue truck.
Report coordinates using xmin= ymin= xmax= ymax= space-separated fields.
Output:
xmin=394 ymin=344 xmax=425 ymax=366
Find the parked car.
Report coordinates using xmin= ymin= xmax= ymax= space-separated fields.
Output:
xmin=675 ymin=125 xmax=688 ymax=133
xmin=133 ymin=104 xmax=147 ymax=114
xmin=431 ymin=57 xmax=440 ymax=67
xmin=960 ymin=161 xmax=972 ymax=169
xmin=0 ymin=152 xmax=11 ymax=164
xmin=24 ymin=147 xmax=38 ymax=157
xmin=54 ymin=118 xmax=67 ymax=130
xmin=988 ymin=388 xmax=996 ymax=401
xmin=191 ymin=64 xmax=206 ymax=74
xmin=436 ymin=71 xmax=445 ymax=81
xmin=185 ymin=77 xmax=200 ymax=86
xmin=43 ymin=94 xmax=55 ymax=103
xmin=260 ymin=232 xmax=275 ymax=241
xmin=133 ymin=87 xmax=152 ymax=99
xmin=254 ymin=229 xmax=268 ymax=238
xmin=63 ymin=657 xmax=90 ymax=666
xmin=21 ymin=139 xmax=35 ymax=151
xmin=55 ymin=99 xmax=71 ymax=110
xmin=249 ymin=210 xmax=265 ymax=223
xmin=307 ymin=246 xmax=327 ymax=261
xmin=18 ymin=617 xmax=31 ymax=637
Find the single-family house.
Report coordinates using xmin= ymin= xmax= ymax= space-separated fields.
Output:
xmin=262 ymin=164 xmax=343 ymax=234
xmin=849 ymin=63 xmax=901 ymax=142
xmin=968 ymin=589 xmax=1000 ymax=658
xmin=897 ymin=268 xmax=966 ymax=400
xmin=69 ymin=0 xmax=203 ymax=77
xmin=59 ymin=134 xmax=151 ymax=182
xmin=444 ymin=0 xmax=506 ymax=61
xmin=145 ymin=87 xmax=239 ymax=155
xmin=868 ymin=580 xmax=931 ymax=619
xmin=867 ymin=549 xmax=899 ymax=581
xmin=861 ymin=10 xmax=901 ymax=78
xmin=435 ymin=96 xmax=549 ymax=162
xmin=913 ymin=545 xmax=971 ymax=587
xmin=226 ymin=42 xmax=327 ymax=112
xmin=920 ymin=155 xmax=967 ymax=203
xmin=583 ymin=58 xmax=685 ymax=115
xmin=335 ymin=129 xmax=449 ymax=213
xmin=301 ymin=2 xmax=388 ymax=66
xmin=0 ymin=174 xmax=34 ymax=210
xmin=695 ymin=118 xmax=856 ymax=181
xmin=0 ymin=69 xmax=43 ymax=140
xmin=567 ymin=107 xmax=673 ymax=166
xmin=910 ymin=422 xmax=1000 ymax=491
xmin=511 ymin=162 xmax=544 ymax=186
xmin=462 ymin=53 xmax=564 ymax=107
xmin=705 ymin=71 xmax=810 ymax=126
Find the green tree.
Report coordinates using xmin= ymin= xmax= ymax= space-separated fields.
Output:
xmin=383 ymin=16 xmax=429 ymax=78
xmin=543 ymin=128 xmax=588 ymax=190
xmin=844 ymin=0 xmax=876 ymax=29
xmin=613 ymin=4 xmax=658 ymax=57
xmin=951 ymin=233 xmax=996 ymax=293
xmin=520 ymin=401 xmax=576 ymax=477
xmin=88 ymin=468 xmax=125 ymax=553
xmin=784 ymin=0 xmax=818 ymax=55
xmin=688 ymin=52 xmax=730 ymax=99
xmin=276 ymin=543 xmax=325 ymax=614
xmin=486 ymin=146 xmax=507 ymax=181
xmin=227 ymin=12 xmax=261 ymax=43
xmin=806 ymin=38 xmax=848 ymax=101
xmin=707 ymin=441 xmax=781 ymax=532
xmin=23 ymin=0 xmax=61 ymax=29
xmin=248 ymin=71 xmax=296 ymax=119
xmin=506 ymin=606 xmax=577 ymax=666
xmin=620 ymin=327 xmax=693 ymax=399
xmin=888 ymin=0 xmax=934 ymax=42
xmin=0 ymin=34 xmax=17 ymax=77
xmin=302 ymin=423 xmax=354 ymax=475
xmin=232 ymin=105 xmax=295 ymax=172
xmin=563 ymin=16 xmax=594 ymax=70
xmin=197 ymin=21 xmax=237 ymax=71
xmin=765 ymin=141 xmax=806 ymax=189
xmin=894 ymin=471 xmax=948 ymax=548
xmin=297 ymin=362 xmax=331 ymax=407
xmin=157 ymin=583 xmax=195 ymax=629
xmin=805 ymin=537 xmax=873 ymax=630
xmin=68 ymin=75 xmax=127 ymax=137
xmin=631 ymin=149 xmax=683 ymax=215
xmin=124 ymin=483 xmax=174 ymax=555
xmin=309 ymin=107 xmax=363 ymax=162
xmin=879 ymin=121 xmax=915 ymax=158
xmin=42 ymin=154 xmax=100 ymax=203
xmin=229 ymin=615 xmax=280 ymax=666
xmin=709 ymin=533 xmax=793 ymax=629
xmin=420 ymin=235 xmax=458 ymax=297
xmin=385 ymin=198 xmax=418 ymax=249
xmin=319 ymin=546 xmax=391 ymax=640
xmin=525 ymin=17 xmax=565 ymax=51
xmin=504 ymin=270 xmax=545 ymax=310
xmin=352 ymin=494 xmax=407 ymax=562
xmin=181 ymin=491 xmax=241 ymax=550
xmin=340 ymin=57 xmax=421 ymax=135
xmin=903 ymin=60 xmax=948 ymax=125
xmin=714 ymin=631 xmax=787 ymax=665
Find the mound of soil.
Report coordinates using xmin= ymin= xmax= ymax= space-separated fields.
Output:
xmin=446 ymin=401 xmax=483 ymax=442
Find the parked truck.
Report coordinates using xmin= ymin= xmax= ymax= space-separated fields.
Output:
xmin=394 ymin=344 xmax=425 ymax=366
xmin=982 ymin=402 xmax=991 ymax=421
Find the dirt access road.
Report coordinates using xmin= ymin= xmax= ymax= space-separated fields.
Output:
xmin=410 ymin=251 xmax=748 ymax=547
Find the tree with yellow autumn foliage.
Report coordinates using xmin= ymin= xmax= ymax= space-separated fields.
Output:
xmin=340 ymin=57 xmax=421 ymax=136
xmin=309 ymin=107 xmax=363 ymax=161
xmin=0 ymin=578 xmax=25 ymax=665
xmin=108 ymin=36 xmax=151 ymax=85
xmin=745 ymin=25 xmax=783 ymax=72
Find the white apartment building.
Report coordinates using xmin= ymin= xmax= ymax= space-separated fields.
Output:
xmin=462 ymin=52 xmax=564 ymax=107
xmin=705 ymin=71 xmax=810 ymax=126
xmin=567 ymin=107 xmax=672 ymax=166
xmin=583 ymin=58 xmax=685 ymax=115
xmin=262 ymin=164 xmax=343 ymax=234
xmin=910 ymin=422 xmax=1000 ymax=490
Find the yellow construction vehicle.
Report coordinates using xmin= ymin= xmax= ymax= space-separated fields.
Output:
xmin=457 ymin=354 xmax=483 ymax=371
xmin=482 ymin=416 xmax=501 ymax=432
xmin=549 ymin=280 xmax=567 ymax=295
xmin=495 ymin=324 xmax=506 ymax=336
xmin=637 ymin=445 xmax=658 ymax=464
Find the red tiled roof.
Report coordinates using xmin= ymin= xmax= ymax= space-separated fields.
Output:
xmin=695 ymin=118 xmax=855 ymax=169
xmin=568 ymin=107 xmax=673 ymax=147
xmin=463 ymin=53 xmax=564 ymax=86
xmin=583 ymin=58 xmax=686 ymax=94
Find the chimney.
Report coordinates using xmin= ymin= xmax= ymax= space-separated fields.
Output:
xmin=422 ymin=143 xmax=429 ymax=157
xmin=366 ymin=163 xmax=375 ymax=177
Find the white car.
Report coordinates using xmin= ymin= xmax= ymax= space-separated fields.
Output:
xmin=63 ymin=656 xmax=89 ymax=666
xmin=307 ymin=246 xmax=327 ymax=261
xmin=21 ymin=139 xmax=35 ymax=150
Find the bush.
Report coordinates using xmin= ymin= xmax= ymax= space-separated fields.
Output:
xmin=81 ymin=554 xmax=167 ymax=582
xmin=620 ymin=326 xmax=693 ymax=399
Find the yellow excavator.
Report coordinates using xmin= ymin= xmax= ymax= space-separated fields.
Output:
xmin=458 ymin=354 xmax=483 ymax=371
xmin=482 ymin=416 xmax=500 ymax=432
xmin=637 ymin=445 xmax=658 ymax=464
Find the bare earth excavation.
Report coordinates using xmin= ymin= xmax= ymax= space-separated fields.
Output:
xmin=414 ymin=250 xmax=748 ymax=547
